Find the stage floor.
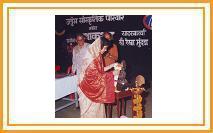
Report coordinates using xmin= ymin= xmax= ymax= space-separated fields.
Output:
xmin=55 ymin=88 xmax=152 ymax=118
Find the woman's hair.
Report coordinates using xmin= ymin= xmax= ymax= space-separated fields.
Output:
xmin=103 ymin=32 xmax=112 ymax=37
xmin=100 ymin=36 xmax=113 ymax=47
xmin=103 ymin=32 xmax=114 ymax=41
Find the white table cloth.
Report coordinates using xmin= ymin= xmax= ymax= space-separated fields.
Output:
xmin=55 ymin=75 xmax=78 ymax=100
xmin=55 ymin=75 xmax=78 ymax=112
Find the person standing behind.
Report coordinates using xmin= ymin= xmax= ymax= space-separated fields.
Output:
xmin=71 ymin=34 xmax=89 ymax=76
xmin=102 ymin=32 xmax=118 ymax=67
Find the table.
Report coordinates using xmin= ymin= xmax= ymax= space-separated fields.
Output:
xmin=55 ymin=74 xmax=78 ymax=112
xmin=105 ymin=90 xmax=132 ymax=118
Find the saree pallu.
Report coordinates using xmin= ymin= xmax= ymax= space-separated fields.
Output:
xmin=77 ymin=37 xmax=115 ymax=118
xmin=79 ymin=55 xmax=115 ymax=103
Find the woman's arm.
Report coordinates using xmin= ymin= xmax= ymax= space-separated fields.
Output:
xmin=104 ymin=63 xmax=123 ymax=72
xmin=104 ymin=63 xmax=116 ymax=72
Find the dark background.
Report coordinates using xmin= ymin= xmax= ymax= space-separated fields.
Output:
xmin=55 ymin=15 xmax=152 ymax=85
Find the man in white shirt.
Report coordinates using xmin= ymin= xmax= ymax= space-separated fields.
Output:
xmin=71 ymin=34 xmax=90 ymax=75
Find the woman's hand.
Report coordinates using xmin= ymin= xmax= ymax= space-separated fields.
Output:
xmin=100 ymin=46 xmax=108 ymax=54
xmin=114 ymin=63 xmax=123 ymax=70
xmin=104 ymin=63 xmax=123 ymax=72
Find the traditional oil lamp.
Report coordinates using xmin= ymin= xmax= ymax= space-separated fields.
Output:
xmin=130 ymin=75 xmax=145 ymax=118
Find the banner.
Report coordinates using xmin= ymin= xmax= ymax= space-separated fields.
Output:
xmin=55 ymin=15 xmax=152 ymax=82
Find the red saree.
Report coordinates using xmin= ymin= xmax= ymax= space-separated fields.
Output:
xmin=79 ymin=53 xmax=115 ymax=103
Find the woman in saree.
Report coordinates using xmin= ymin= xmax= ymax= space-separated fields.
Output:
xmin=72 ymin=35 xmax=121 ymax=118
